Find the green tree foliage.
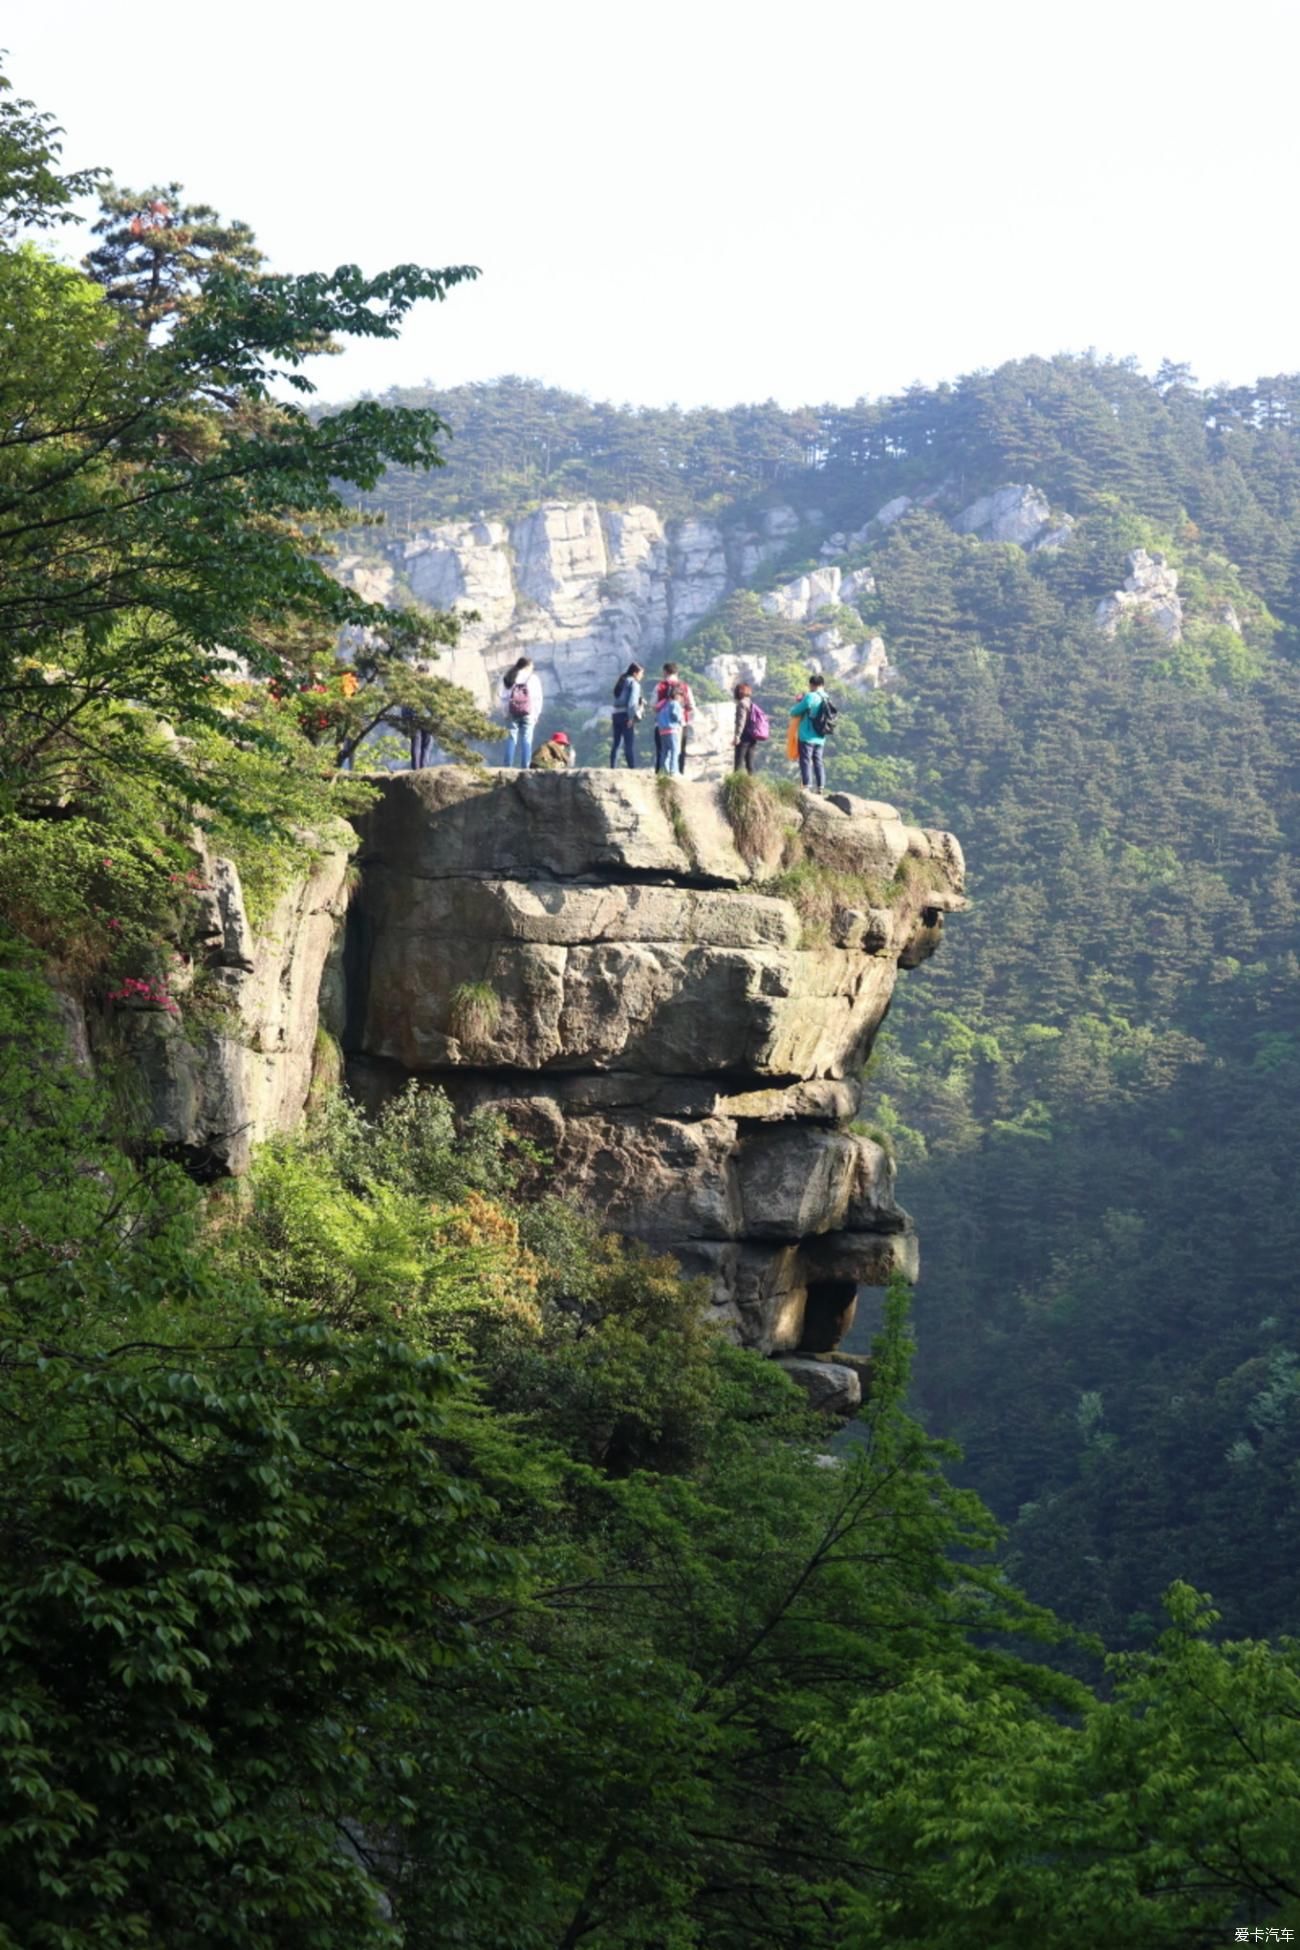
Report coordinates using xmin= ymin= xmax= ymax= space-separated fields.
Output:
xmin=828 ymin=1584 xmax=1300 ymax=1946
xmin=0 ymin=968 xmax=513 ymax=1949
xmin=0 ymin=959 xmax=1068 ymax=1947
xmin=0 ymin=56 xmax=493 ymax=983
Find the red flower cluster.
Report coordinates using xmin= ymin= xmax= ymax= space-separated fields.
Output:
xmin=107 ymin=975 xmax=180 ymax=1017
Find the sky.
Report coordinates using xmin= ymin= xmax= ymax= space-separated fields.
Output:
xmin=7 ymin=0 xmax=1299 ymax=412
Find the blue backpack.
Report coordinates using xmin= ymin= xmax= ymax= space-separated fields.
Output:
xmin=656 ymin=693 xmax=684 ymax=731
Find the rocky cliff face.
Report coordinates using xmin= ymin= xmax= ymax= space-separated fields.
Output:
xmin=336 ymin=479 xmax=1103 ymax=759
xmin=335 ymin=499 xmax=894 ymax=727
xmin=109 ymin=834 xmax=352 ymax=1177
xmin=1095 ymin=548 xmax=1184 ymax=641
xmin=343 ymin=770 xmax=965 ymax=1402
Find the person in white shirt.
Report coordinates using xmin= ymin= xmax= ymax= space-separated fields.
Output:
xmin=501 ymin=656 xmax=543 ymax=767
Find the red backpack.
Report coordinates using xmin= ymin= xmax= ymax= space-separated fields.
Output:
xmin=748 ymin=701 xmax=771 ymax=741
xmin=508 ymin=681 xmax=532 ymax=719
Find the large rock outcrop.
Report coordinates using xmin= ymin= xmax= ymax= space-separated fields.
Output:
xmin=111 ymin=833 xmax=352 ymax=1176
xmin=1095 ymin=548 xmax=1184 ymax=641
xmin=344 ymin=770 xmax=964 ymax=1363
xmin=339 ymin=503 xmax=815 ymax=719
xmin=335 ymin=499 xmax=900 ymax=742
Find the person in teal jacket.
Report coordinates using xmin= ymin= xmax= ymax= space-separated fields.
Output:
xmin=790 ymin=672 xmax=829 ymax=793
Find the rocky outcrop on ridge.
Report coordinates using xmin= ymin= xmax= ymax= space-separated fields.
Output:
xmin=337 ymin=480 xmax=1090 ymax=757
xmin=338 ymin=502 xmax=814 ymax=717
xmin=343 ymin=769 xmax=965 ymax=1377
xmin=1095 ymin=548 xmax=1184 ymax=641
xmin=954 ymin=483 xmax=1066 ymax=548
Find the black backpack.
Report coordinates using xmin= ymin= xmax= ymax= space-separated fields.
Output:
xmin=815 ymin=694 xmax=839 ymax=736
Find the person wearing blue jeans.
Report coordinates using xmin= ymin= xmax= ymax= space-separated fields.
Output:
xmin=609 ymin=661 xmax=643 ymax=767
xmin=501 ymin=656 xmax=542 ymax=768
xmin=790 ymin=672 xmax=829 ymax=793
xmin=655 ymin=682 xmax=685 ymax=774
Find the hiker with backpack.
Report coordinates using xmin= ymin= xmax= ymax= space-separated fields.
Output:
xmin=655 ymin=681 xmax=686 ymax=775
xmin=789 ymin=672 xmax=836 ymax=793
xmin=653 ymin=662 xmax=696 ymax=774
xmin=732 ymin=682 xmax=771 ymax=773
xmin=609 ymin=661 xmax=644 ymax=767
xmin=501 ymin=656 xmax=542 ymax=768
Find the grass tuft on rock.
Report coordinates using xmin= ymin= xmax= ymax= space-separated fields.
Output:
xmin=448 ymin=980 xmax=502 ymax=1049
xmin=655 ymin=776 xmax=699 ymax=865
xmin=720 ymin=772 xmax=785 ymax=868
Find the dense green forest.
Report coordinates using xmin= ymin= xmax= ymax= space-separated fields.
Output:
xmin=6 ymin=57 xmax=1300 ymax=1946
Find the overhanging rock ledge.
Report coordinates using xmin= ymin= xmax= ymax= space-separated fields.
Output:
xmin=344 ymin=769 xmax=965 ymax=1366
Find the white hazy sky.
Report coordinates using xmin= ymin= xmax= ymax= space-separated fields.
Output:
xmin=7 ymin=0 xmax=1299 ymax=410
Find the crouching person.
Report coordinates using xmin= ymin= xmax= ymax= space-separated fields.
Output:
xmin=530 ymin=729 xmax=574 ymax=770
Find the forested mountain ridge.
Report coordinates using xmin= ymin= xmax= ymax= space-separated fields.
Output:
xmin=353 ymin=360 xmax=1300 ymax=639
xmin=348 ymin=360 xmax=1300 ymax=1645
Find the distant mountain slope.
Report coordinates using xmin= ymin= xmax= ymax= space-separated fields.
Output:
xmin=348 ymin=359 xmax=1300 ymax=638
xmin=344 ymin=358 xmax=1300 ymax=1641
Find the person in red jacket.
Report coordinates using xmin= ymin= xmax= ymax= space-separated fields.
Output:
xmin=653 ymin=662 xmax=696 ymax=774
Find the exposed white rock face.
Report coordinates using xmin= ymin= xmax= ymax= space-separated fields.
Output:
xmin=667 ymin=518 xmax=729 ymax=637
xmin=762 ymin=566 xmax=845 ymax=623
xmin=340 ymin=501 xmax=906 ymax=724
xmin=704 ymin=652 xmax=767 ymax=693
xmin=954 ymin=483 xmax=1054 ymax=547
xmin=809 ymin=631 xmax=893 ymax=689
xmin=334 ymin=553 xmax=398 ymax=607
xmin=398 ymin=520 xmax=516 ymax=709
xmin=839 ymin=566 xmax=877 ymax=604
xmin=385 ymin=502 xmax=811 ymax=712
xmin=512 ymin=503 xmax=608 ymax=622
xmin=871 ymin=496 xmax=912 ymax=530
xmin=1095 ymin=549 xmax=1184 ymax=642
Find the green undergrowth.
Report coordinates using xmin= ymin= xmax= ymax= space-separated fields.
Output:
xmin=767 ymin=851 xmax=947 ymax=946
xmin=768 ymin=859 xmax=888 ymax=945
xmin=884 ymin=850 xmax=950 ymax=907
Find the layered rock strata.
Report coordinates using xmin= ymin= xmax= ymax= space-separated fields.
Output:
xmin=344 ymin=770 xmax=964 ymax=1367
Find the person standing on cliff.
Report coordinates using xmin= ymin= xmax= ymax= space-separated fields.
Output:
xmin=609 ymin=661 xmax=644 ymax=767
xmin=501 ymin=656 xmax=542 ymax=768
xmin=653 ymin=662 xmax=695 ymax=773
xmin=733 ymin=681 xmax=771 ymax=773
xmin=655 ymin=682 xmax=685 ymax=775
xmin=790 ymin=672 xmax=831 ymax=794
